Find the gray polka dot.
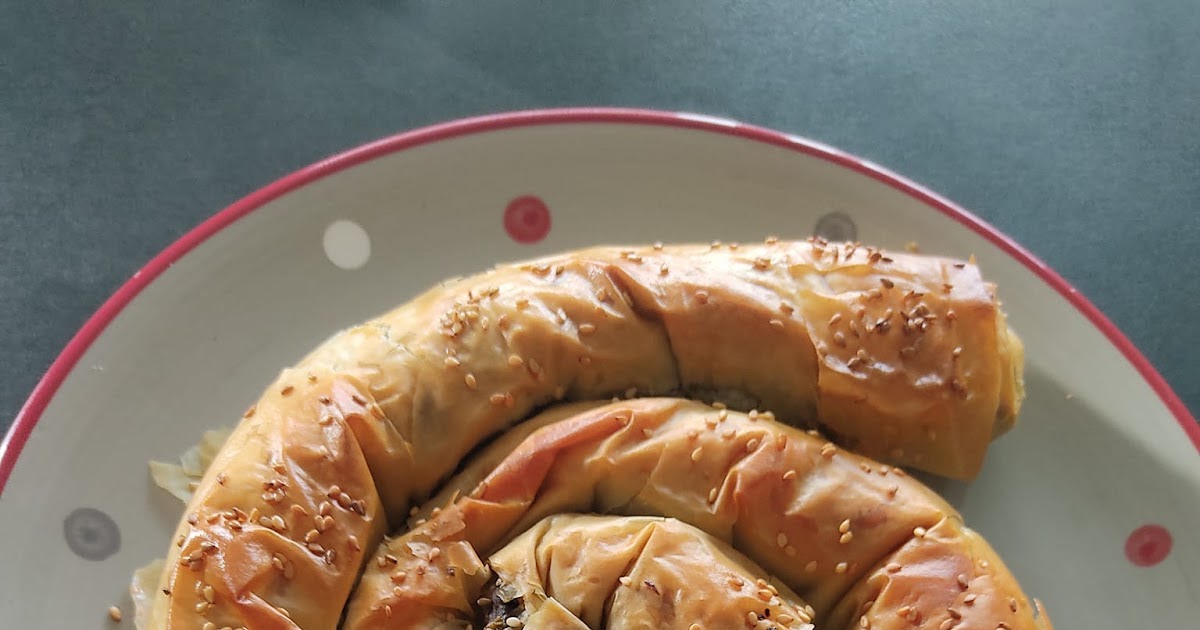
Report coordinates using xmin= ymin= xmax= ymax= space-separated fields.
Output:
xmin=814 ymin=212 xmax=857 ymax=242
xmin=64 ymin=507 xmax=120 ymax=561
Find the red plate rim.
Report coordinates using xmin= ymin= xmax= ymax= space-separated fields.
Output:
xmin=2 ymin=107 xmax=1196 ymax=496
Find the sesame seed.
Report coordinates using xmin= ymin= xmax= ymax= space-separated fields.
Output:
xmin=840 ymin=532 xmax=854 ymax=544
xmin=489 ymin=393 xmax=507 ymax=406
xmin=304 ymin=529 xmax=320 ymax=543
xmin=835 ymin=562 xmax=848 ymax=574
xmin=202 ymin=585 xmax=215 ymax=603
xmin=444 ymin=356 xmax=461 ymax=368
xmin=708 ymin=488 xmax=719 ymax=503
xmin=866 ymin=288 xmax=883 ymax=300
xmin=769 ymin=319 xmax=784 ymax=329
xmin=203 ymin=623 xmax=215 ymax=630
xmin=783 ymin=469 xmax=797 ymax=481
xmin=729 ymin=576 xmax=745 ymax=589
xmin=914 ymin=527 xmax=927 ymax=538
xmin=691 ymin=447 xmax=703 ymax=462
xmin=391 ymin=570 xmax=407 ymax=583
xmin=464 ymin=373 xmax=478 ymax=389
xmin=429 ymin=547 xmax=442 ymax=561
xmin=777 ymin=614 xmax=794 ymax=625
xmin=746 ymin=438 xmax=760 ymax=452
xmin=775 ymin=434 xmax=787 ymax=451
xmin=785 ymin=546 xmax=797 ymax=557
xmin=690 ymin=625 xmax=702 ymax=630
xmin=578 ymin=323 xmax=596 ymax=335
xmin=722 ymin=428 xmax=736 ymax=439
xmin=947 ymin=608 xmax=962 ymax=620
xmin=804 ymin=561 xmax=818 ymax=573
xmin=860 ymin=615 xmax=869 ymax=628
xmin=280 ymin=385 xmax=294 ymax=396
xmin=505 ymin=617 xmax=524 ymax=628
xmin=780 ymin=302 xmax=794 ymax=315
xmin=821 ymin=443 xmax=838 ymax=458
xmin=194 ymin=602 xmax=211 ymax=614
xmin=619 ymin=576 xmax=633 ymax=587
xmin=1009 ymin=597 xmax=1018 ymax=612
xmin=938 ymin=621 xmax=954 ymax=630
xmin=747 ymin=611 xmax=760 ymax=624
xmin=718 ymin=409 xmax=729 ymax=421
xmin=695 ymin=290 xmax=710 ymax=304
xmin=956 ymin=574 xmax=969 ymax=589
xmin=107 ymin=606 xmax=122 ymax=622
xmin=880 ymin=278 xmax=894 ymax=289
xmin=829 ymin=313 xmax=843 ymax=326
xmin=757 ymin=588 xmax=773 ymax=601
xmin=777 ymin=532 xmax=788 ymax=547
xmin=886 ymin=563 xmax=902 ymax=573
xmin=964 ymin=594 xmax=977 ymax=605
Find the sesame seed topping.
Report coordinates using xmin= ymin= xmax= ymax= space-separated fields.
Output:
xmin=887 ymin=484 xmax=899 ymax=498
xmin=745 ymin=438 xmax=760 ymax=452
xmin=444 ymin=356 xmax=461 ymax=368
xmin=964 ymin=594 xmax=977 ymax=605
xmin=505 ymin=617 xmax=524 ymax=628
xmin=840 ymin=532 xmax=854 ymax=544
xmin=775 ymin=434 xmax=787 ymax=451
xmin=783 ymin=469 xmax=797 ymax=481
xmin=464 ymin=373 xmax=478 ymax=389
xmin=839 ymin=518 xmax=852 ymax=533
xmin=718 ymin=409 xmax=729 ymax=421
xmin=695 ymin=290 xmax=710 ymax=304
xmin=691 ymin=447 xmax=703 ymax=462
xmin=243 ymin=406 xmax=256 ymax=418
xmin=107 ymin=606 xmax=122 ymax=622
xmin=747 ymin=611 xmax=760 ymax=624
xmin=280 ymin=385 xmax=294 ymax=396
xmin=202 ymin=585 xmax=215 ymax=603
xmin=886 ymin=563 xmax=902 ymax=573
xmin=957 ymin=574 xmax=970 ymax=589
xmin=829 ymin=313 xmax=843 ymax=326
xmin=194 ymin=602 xmax=211 ymax=614
xmin=757 ymin=588 xmax=773 ymax=601
xmin=914 ymin=527 xmax=927 ymax=538
xmin=947 ymin=608 xmax=962 ymax=620
xmin=769 ymin=318 xmax=784 ymax=329
xmin=1009 ymin=597 xmax=1018 ymax=612
xmin=578 ymin=323 xmax=597 ymax=335
xmin=785 ymin=546 xmax=797 ymax=557
xmin=821 ymin=443 xmax=838 ymax=458
xmin=804 ymin=561 xmax=818 ymax=573
xmin=619 ymin=576 xmax=633 ymax=587
xmin=708 ymin=488 xmax=719 ymax=503
xmin=880 ymin=278 xmax=895 ymax=288
xmin=489 ymin=393 xmax=507 ymax=406
xmin=391 ymin=570 xmax=407 ymax=583
xmin=835 ymin=562 xmax=848 ymax=574
xmin=780 ymin=302 xmax=794 ymax=315
xmin=777 ymin=532 xmax=788 ymax=547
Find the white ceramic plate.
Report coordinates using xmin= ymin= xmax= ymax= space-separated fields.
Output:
xmin=2 ymin=109 xmax=1197 ymax=627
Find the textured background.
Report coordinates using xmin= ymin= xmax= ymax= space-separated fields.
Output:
xmin=2 ymin=1 xmax=1197 ymax=435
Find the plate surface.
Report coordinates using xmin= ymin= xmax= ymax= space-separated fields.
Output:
xmin=2 ymin=109 xmax=1197 ymax=626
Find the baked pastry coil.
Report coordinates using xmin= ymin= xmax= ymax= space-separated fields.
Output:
xmin=141 ymin=240 xmax=1028 ymax=629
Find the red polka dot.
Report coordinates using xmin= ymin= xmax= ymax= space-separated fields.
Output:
xmin=1125 ymin=524 xmax=1172 ymax=567
xmin=503 ymin=195 xmax=552 ymax=244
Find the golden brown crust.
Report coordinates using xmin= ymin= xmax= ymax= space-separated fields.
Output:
xmin=486 ymin=514 xmax=816 ymax=630
xmin=149 ymin=368 xmax=389 ymax=629
xmin=145 ymin=240 xmax=1030 ymax=630
xmin=343 ymin=399 xmax=1048 ymax=630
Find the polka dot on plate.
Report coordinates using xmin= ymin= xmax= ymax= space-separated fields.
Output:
xmin=1125 ymin=524 xmax=1172 ymax=567
xmin=63 ymin=507 xmax=121 ymax=561
xmin=814 ymin=211 xmax=857 ymax=242
xmin=504 ymin=195 xmax=552 ymax=244
xmin=323 ymin=219 xmax=371 ymax=270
